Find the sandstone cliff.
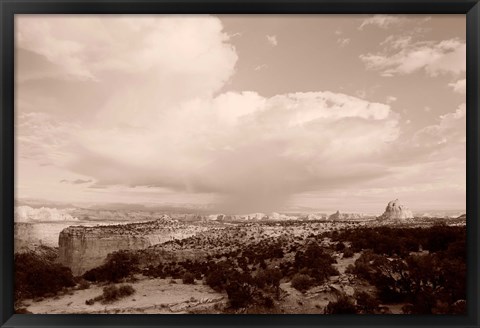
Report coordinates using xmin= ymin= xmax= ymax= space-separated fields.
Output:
xmin=58 ymin=216 xmax=207 ymax=276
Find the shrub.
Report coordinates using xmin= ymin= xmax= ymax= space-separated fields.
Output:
xmin=15 ymin=252 xmax=75 ymax=300
xmin=83 ymin=251 xmax=139 ymax=283
xmin=324 ymin=295 xmax=357 ymax=314
xmin=76 ymin=279 xmax=91 ymax=290
xmin=291 ymin=274 xmax=313 ymax=292
xmin=335 ymin=242 xmax=346 ymax=251
xmin=85 ymin=295 xmax=104 ymax=305
xmin=205 ymin=269 xmax=227 ymax=291
xmin=225 ymin=281 xmax=253 ymax=309
xmin=100 ymin=284 xmax=135 ymax=304
xmin=355 ymin=291 xmax=379 ymax=314
xmin=263 ymin=296 xmax=274 ymax=308
xmin=182 ymin=272 xmax=195 ymax=284
xmin=294 ymin=243 xmax=339 ymax=283
xmin=255 ymin=268 xmax=281 ymax=289
xmin=343 ymin=248 xmax=354 ymax=258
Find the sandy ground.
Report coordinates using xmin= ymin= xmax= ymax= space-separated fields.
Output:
xmin=24 ymin=277 xmax=226 ymax=314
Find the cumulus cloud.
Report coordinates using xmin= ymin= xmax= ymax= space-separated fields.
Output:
xmin=266 ymin=35 xmax=278 ymax=46
xmin=413 ymin=103 xmax=466 ymax=147
xmin=21 ymin=90 xmax=399 ymax=212
xmin=359 ymin=15 xmax=431 ymax=30
xmin=16 ymin=15 xmax=238 ymax=101
xmin=359 ymin=15 xmax=407 ymax=30
xmin=360 ymin=37 xmax=465 ymax=77
xmin=449 ymin=78 xmax=466 ymax=94
xmin=14 ymin=205 xmax=78 ymax=222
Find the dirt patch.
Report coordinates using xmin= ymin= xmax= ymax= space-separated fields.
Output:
xmin=24 ymin=277 xmax=226 ymax=314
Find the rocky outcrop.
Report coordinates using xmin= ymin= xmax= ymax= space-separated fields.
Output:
xmin=328 ymin=211 xmax=365 ymax=221
xmin=58 ymin=217 xmax=207 ymax=276
xmin=378 ymin=199 xmax=414 ymax=221
xmin=303 ymin=213 xmax=328 ymax=221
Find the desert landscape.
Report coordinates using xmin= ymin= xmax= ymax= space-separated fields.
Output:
xmin=14 ymin=199 xmax=466 ymax=314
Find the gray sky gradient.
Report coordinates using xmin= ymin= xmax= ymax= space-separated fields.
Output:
xmin=15 ymin=14 xmax=466 ymax=214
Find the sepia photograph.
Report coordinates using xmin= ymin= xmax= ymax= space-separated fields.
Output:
xmin=14 ymin=14 xmax=466 ymax=315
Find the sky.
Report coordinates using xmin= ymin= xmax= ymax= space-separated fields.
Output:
xmin=15 ymin=14 xmax=466 ymax=214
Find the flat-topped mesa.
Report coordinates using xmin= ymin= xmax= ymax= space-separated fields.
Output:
xmin=378 ymin=199 xmax=414 ymax=221
xmin=328 ymin=210 xmax=365 ymax=221
xmin=58 ymin=216 xmax=206 ymax=276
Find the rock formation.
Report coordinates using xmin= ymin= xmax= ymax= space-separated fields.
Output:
xmin=304 ymin=213 xmax=327 ymax=221
xmin=328 ymin=211 xmax=342 ymax=221
xmin=328 ymin=211 xmax=365 ymax=221
xmin=58 ymin=216 xmax=208 ymax=276
xmin=378 ymin=199 xmax=414 ymax=221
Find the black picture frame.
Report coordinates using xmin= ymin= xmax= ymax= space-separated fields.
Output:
xmin=1 ymin=1 xmax=479 ymax=327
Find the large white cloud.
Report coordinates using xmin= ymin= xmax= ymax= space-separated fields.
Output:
xmin=16 ymin=15 xmax=238 ymax=108
xmin=17 ymin=90 xmax=400 ymax=212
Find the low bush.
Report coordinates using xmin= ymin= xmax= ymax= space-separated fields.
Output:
xmin=86 ymin=284 xmax=136 ymax=305
xmin=15 ymin=252 xmax=75 ymax=300
xmin=343 ymin=248 xmax=355 ymax=258
xmin=225 ymin=281 xmax=253 ymax=309
xmin=335 ymin=242 xmax=346 ymax=251
xmin=76 ymin=279 xmax=91 ymax=290
xmin=255 ymin=268 xmax=281 ymax=289
xmin=355 ymin=291 xmax=379 ymax=314
xmin=324 ymin=295 xmax=357 ymax=314
xmin=83 ymin=251 xmax=139 ymax=283
xmin=205 ymin=268 xmax=228 ymax=291
xmin=85 ymin=295 xmax=103 ymax=305
xmin=182 ymin=272 xmax=195 ymax=284
xmin=294 ymin=243 xmax=339 ymax=283
xmin=102 ymin=284 xmax=135 ymax=303
xmin=291 ymin=274 xmax=313 ymax=292
xmin=85 ymin=285 xmax=135 ymax=305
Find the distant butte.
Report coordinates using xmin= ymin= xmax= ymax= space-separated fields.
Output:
xmin=378 ymin=199 xmax=414 ymax=221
